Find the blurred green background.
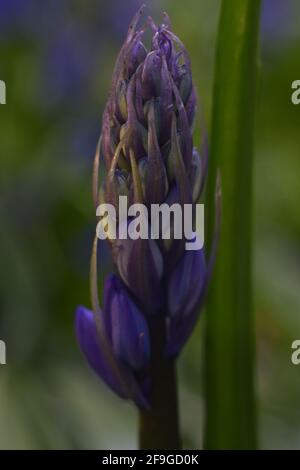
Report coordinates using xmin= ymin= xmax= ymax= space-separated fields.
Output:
xmin=0 ymin=0 xmax=300 ymax=449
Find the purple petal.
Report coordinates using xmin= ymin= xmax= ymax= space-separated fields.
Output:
xmin=160 ymin=184 xmax=186 ymax=273
xmin=141 ymin=51 xmax=162 ymax=99
xmin=172 ymin=80 xmax=193 ymax=172
xmin=170 ymin=113 xmax=193 ymax=206
xmin=75 ymin=305 xmax=127 ymax=398
xmin=104 ymin=275 xmax=150 ymax=370
xmin=113 ymin=234 xmax=164 ymax=315
xmin=168 ymin=248 xmax=206 ymax=318
xmin=166 ymin=249 xmax=207 ymax=357
xmin=159 ymin=56 xmax=173 ymax=143
xmin=185 ymin=86 xmax=197 ymax=128
xmin=166 ymin=174 xmax=221 ymax=357
xmin=126 ymin=39 xmax=147 ymax=78
xmin=125 ymin=75 xmax=147 ymax=160
xmin=145 ymin=100 xmax=168 ymax=204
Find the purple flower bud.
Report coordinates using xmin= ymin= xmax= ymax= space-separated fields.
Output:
xmin=168 ymin=248 xmax=206 ymax=318
xmin=113 ymin=234 xmax=164 ymax=315
xmin=141 ymin=52 xmax=162 ymax=98
xmin=105 ymin=169 xmax=130 ymax=208
xmin=127 ymin=40 xmax=147 ymax=78
xmin=75 ymin=305 xmax=127 ymax=398
xmin=104 ymin=275 xmax=150 ymax=370
xmin=145 ymin=100 xmax=168 ymax=205
xmin=166 ymin=249 xmax=207 ymax=357
xmin=75 ymin=275 xmax=151 ymax=407
xmin=115 ymin=79 xmax=128 ymax=122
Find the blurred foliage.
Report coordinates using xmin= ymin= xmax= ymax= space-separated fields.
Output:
xmin=0 ymin=0 xmax=300 ymax=449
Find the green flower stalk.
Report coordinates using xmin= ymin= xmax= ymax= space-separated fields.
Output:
xmin=204 ymin=0 xmax=261 ymax=450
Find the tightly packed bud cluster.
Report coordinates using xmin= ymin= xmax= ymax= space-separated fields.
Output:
xmin=75 ymin=7 xmax=216 ymax=408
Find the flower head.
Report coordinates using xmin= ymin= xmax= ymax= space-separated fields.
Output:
xmin=76 ymin=6 xmax=219 ymax=408
xmin=101 ymin=6 xmax=200 ymax=210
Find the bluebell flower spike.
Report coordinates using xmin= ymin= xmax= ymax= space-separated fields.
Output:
xmin=75 ymin=7 xmax=219 ymax=423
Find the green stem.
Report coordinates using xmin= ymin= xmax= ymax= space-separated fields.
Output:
xmin=139 ymin=316 xmax=181 ymax=450
xmin=204 ymin=0 xmax=261 ymax=449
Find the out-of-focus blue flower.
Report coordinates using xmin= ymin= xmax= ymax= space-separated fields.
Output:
xmin=105 ymin=0 xmax=149 ymax=39
xmin=261 ymin=0 xmax=296 ymax=48
xmin=0 ymin=0 xmax=28 ymax=37
xmin=40 ymin=28 xmax=93 ymax=109
xmin=0 ymin=0 xmax=68 ymax=41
